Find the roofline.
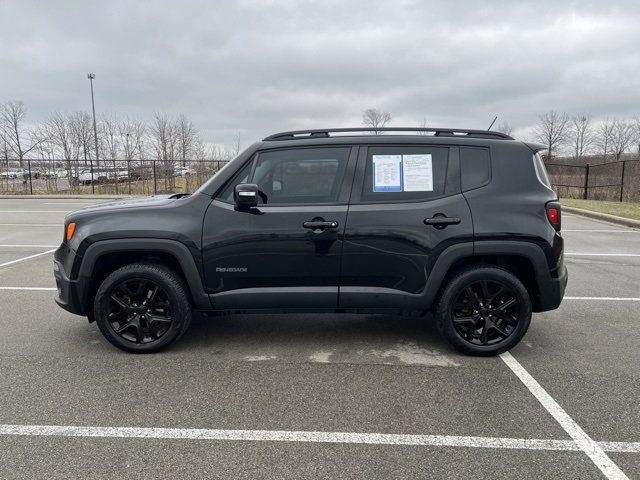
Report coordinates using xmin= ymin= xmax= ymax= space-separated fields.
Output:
xmin=263 ymin=127 xmax=514 ymax=141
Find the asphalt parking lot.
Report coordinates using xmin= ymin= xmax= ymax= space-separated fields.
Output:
xmin=0 ymin=198 xmax=638 ymax=479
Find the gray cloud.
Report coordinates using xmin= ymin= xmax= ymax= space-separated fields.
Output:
xmin=1 ymin=0 xmax=639 ymax=147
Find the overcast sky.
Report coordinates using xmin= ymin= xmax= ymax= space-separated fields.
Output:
xmin=1 ymin=0 xmax=639 ymax=147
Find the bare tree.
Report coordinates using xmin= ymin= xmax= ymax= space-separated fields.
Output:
xmin=496 ymin=121 xmax=514 ymax=137
xmin=570 ymin=114 xmax=594 ymax=161
xmin=45 ymin=112 xmax=78 ymax=169
xmin=69 ymin=111 xmax=94 ymax=167
xmin=150 ymin=112 xmax=179 ymax=190
xmin=533 ymin=111 xmax=569 ymax=160
xmin=417 ymin=118 xmax=431 ymax=135
xmin=610 ymin=119 xmax=634 ymax=161
xmin=118 ymin=117 xmax=145 ymax=194
xmin=100 ymin=114 xmax=121 ymax=192
xmin=597 ymin=119 xmax=615 ymax=161
xmin=176 ymin=114 xmax=197 ymax=166
xmin=0 ymin=101 xmax=43 ymax=167
xmin=634 ymin=117 xmax=640 ymax=156
xmin=362 ymin=108 xmax=392 ymax=134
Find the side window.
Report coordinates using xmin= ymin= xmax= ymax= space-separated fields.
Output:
xmin=251 ymin=147 xmax=350 ymax=205
xmin=360 ymin=146 xmax=449 ymax=202
xmin=460 ymin=147 xmax=491 ymax=191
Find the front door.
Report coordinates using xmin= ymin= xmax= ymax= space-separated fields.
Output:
xmin=339 ymin=144 xmax=473 ymax=310
xmin=202 ymin=145 xmax=357 ymax=310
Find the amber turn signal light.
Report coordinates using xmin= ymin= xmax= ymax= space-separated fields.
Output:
xmin=66 ymin=222 xmax=76 ymax=241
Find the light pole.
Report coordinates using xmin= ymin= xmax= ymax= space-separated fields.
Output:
xmin=87 ymin=73 xmax=99 ymax=193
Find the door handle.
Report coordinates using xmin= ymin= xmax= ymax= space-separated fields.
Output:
xmin=424 ymin=216 xmax=461 ymax=229
xmin=303 ymin=220 xmax=339 ymax=230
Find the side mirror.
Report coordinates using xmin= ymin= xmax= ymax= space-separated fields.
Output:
xmin=234 ymin=183 xmax=259 ymax=209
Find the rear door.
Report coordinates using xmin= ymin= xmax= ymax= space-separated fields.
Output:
xmin=339 ymin=144 xmax=473 ymax=309
xmin=202 ymin=145 xmax=357 ymax=310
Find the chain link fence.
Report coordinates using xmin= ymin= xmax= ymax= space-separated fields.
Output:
xmin=0 ymin=159 xmax=229 ymax=195
xmin=3 ymin=156 xmax=639 ymax=202
xmin=546 ymin=159 xmax=640 ymax=202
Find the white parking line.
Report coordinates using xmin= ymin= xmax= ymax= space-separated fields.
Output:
xmin=563 ymin=229 xmax=638 ymax=233
xmin=0 ymin=249 xmax=56 ymax=269
xmin=0 ymin=224 xmax=58 ymax=227
xmin=500 ymin=352 xmax=628 ymax=480
xmin=0 ymin=287 xmax=56 ymax=291
xmin=0 ymin=424 xmax=638 ymax=453
xmin=566 ymin=253 xmax=640 ymax=257
xmin=564 ymin=296 xmax=640 ymax=301
xmin=0 ymin=245 xmax=58 ymax=248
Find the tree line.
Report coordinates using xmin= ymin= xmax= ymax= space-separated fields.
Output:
xmin=531 ymin=111 xmax=640 ymax=164
xmin=0 ymin=100 xmax=240 ymax=170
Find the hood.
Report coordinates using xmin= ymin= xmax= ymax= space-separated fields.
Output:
xmin=80 ymin=193 xmax=190 ymax=210
xmin=73 ymin=193 xmax=190 ymax=215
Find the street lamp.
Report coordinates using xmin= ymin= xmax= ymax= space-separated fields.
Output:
xmin=87 ymin=73 xmax=99 ymax=193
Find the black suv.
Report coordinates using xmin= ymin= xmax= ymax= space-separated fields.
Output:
xmin=54 ymin=127 xmax=567 ymax=355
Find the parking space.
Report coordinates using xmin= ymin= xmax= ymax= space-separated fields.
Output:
xmin=0 ymin=199 xmax=638 ymax=479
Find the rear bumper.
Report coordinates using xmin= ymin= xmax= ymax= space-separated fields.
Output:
xmin=535 ymin=263 xmax=568 ymax=312
xmin=54 ymin=259 xmax=86 ymax=316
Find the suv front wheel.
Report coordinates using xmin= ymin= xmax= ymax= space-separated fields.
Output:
xmin=435 ymin=266 xmax=532 ymax=356
xmin=94 ymin=263 xmax=192 ymax=353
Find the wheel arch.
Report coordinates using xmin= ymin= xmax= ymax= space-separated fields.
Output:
xmin=77 ymin=239 xmax=211 ymax=319
xmin=425 ymin=240 xmax=553 ymax=312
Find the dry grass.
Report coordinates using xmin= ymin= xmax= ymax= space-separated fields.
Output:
xmin=561 ymin=198 xmax=640 ymax=221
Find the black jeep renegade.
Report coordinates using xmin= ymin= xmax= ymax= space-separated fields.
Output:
xmin=54 ymin=127 xmax=567 ymax=355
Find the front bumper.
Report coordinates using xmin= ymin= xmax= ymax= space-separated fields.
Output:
xmin=54 ymin=259 xmax=86 ymax=316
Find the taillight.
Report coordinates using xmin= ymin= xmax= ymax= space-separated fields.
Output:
xmin=546 ymin=202 xmax=561 ymax=231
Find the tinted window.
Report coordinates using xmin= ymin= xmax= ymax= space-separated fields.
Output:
xmin=360 ymin=146 xmax=449 ymax=202
xmin=460 ymin=147 xmax=490 ymax=191
xmin=220 ymin=147 xmax=350 ymax=205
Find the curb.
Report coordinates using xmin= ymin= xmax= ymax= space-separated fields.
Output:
xmin=563 ymin=206 xmax=640 ymax=229
xmin=0 ymin=194 xmax=131 ymax=199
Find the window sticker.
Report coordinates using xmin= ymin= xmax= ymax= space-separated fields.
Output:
xmin=402 ymin=154 xmax=433 ymax=192
xmin=372 ymin=155 xmax=402 ymax=192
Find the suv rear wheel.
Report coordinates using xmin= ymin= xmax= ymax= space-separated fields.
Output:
xmin=435 ymin=266 xmax=532 ymax=356
xmin=94 ymin=263 xmax=192 ymax=353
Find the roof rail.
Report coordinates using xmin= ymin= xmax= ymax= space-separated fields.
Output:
xmin=263 ymin=127 xmax=514 ymax=141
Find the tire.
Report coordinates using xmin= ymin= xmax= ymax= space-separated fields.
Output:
xmin=94 ymin=263 xmax=192 ymax=353
xmin=435 ymin=266 xmax=532 ymax=356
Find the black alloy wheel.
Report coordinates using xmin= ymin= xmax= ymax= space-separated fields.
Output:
xmin=106 ymin=278 xmax=173 ymax=344
xmin=94 ymin=263 xmax=192 ymax=353
xmin=435 ymin=266 xmax=532 ymax=356
xmin=451 ymin=280 xmax=519 ymax=346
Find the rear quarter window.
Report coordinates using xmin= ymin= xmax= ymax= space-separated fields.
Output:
xmin=460 ymin=147 xmax=490 ymax=191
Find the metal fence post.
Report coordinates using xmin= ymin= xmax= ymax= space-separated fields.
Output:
xmin=619 ymin=160 xmax=626 ymax=202
xmin=89 ymin=158 xmax=95 ymax=194
xmin=27 ymin=159 xmax=33 ymax=194
xmin=152 ymin=160 xmax=157 ymax=195
xmin=583 ymin=164 xmax=590 ymax=200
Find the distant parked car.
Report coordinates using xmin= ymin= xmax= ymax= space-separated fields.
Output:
xmin=0 ymin=169 xmax=21 ymax=179
xmin=71 ymin=168 xmax=109 ymax=185
xmin=174 ymin=166 xmax=196 ymax=177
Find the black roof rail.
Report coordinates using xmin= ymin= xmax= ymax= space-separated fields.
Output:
xmin=263 ymin=127 xmax=514 ymax=141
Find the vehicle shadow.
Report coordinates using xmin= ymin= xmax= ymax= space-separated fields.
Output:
xmin=171 ymin=312 xmax=461 ymax=366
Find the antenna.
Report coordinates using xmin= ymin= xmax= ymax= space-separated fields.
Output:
xmin=487 ymin=116 xmax=498 ymax=130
